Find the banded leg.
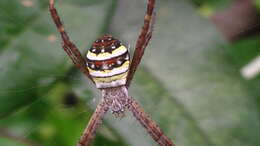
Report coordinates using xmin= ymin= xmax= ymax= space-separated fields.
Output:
xmin=126 ymin=0 xmax=156 ymax=87
xmin=78 ymin=99 xmax=109 ymax=146
xmin=49 ymin=0 xmax=93 ymax=81
xmin=129 ymin=98 xmax=175 ymax=146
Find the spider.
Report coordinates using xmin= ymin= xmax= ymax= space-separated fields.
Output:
xmin=49 ymin=0 xmax=174 ymax=145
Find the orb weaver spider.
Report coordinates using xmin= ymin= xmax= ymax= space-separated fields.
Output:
xmin=49 ymin=0 xmax=174 ymax=145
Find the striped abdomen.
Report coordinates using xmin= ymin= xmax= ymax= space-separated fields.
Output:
xmin=86 ymin=35 xmax=130 ymax=89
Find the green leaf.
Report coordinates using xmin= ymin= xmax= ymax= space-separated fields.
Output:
xmin=0 ymin=0 xmax=110 ymax=118
xmin=1 ymin=0 xmax=259 ymax=145
xmin=254 ymin=0 xmax=260 ymax=10
xmin=0 ymin=0 xmax=128 ymax=145
xmin=107 ymin=0 xmax=260 ymax=146
xmin=0 ymin=138 xmax=28 ymax=146
xmin=0 ymin=0 xmax=47 ymax=49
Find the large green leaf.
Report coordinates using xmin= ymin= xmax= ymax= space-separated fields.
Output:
xmin=0 ymin=0 xmax=126 ymax=145
xmin=0 ymin=0 xmax=111 ymax=118
xmin=105 ymin=0 xmax=260 ymax=146
xmin=1 ymin=0 xmax=259 ymax=146
xmin=0 ymin=0 xmax=47 ymax=49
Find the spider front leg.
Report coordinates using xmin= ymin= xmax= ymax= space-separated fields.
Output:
xmin=126 ymin=0 xmax=156 ymax=87
xmin=49 ymin=0 xmax=93 ymax=81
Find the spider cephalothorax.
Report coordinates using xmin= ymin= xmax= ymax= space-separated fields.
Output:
xmin=49 ymin=0 xmax=174 ymax=145
xmin=86 ymin=35 xmax=130 ymax=89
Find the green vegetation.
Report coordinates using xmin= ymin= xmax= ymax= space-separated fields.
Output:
xmin=0 ymin=0 xmax=259 ymax=146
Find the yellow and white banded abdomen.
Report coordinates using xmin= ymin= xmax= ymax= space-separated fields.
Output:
xmin=86 ymin=35 xmax=130 ymax=89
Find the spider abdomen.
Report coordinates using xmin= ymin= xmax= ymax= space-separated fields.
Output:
xmin=86 ymin=35 xmax=130 ymax=89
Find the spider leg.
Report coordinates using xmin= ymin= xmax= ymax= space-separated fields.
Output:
xmin=49 ymin=0 xmax=93 ymax=81
xmin=128 ymin=98 xmax=175 ymax=146
xmin=78 ymin=99 xmax=109 ymax=146
xmin=126 ymin=0 xmax=156 ymax=87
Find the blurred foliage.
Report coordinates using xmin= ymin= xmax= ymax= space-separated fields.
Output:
xmin=225 ymin=36 xmax=260 ymax=107
xmin=191 ymin=0 xmax=231 ymax=7
xmin=194 ymin=0 xmax=260 ymax=14
xmin=191 ymin=0 xmax=231 ymax=17
xmin=254 ymin=0 xmax=260 ymax=11
xmin=0 ymin=0 xmax=259 ymax=146
xmin=227 ymin=36 xmax=260 ymax=68
xmin=0 ymin=0 xmax=125 ymax=145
